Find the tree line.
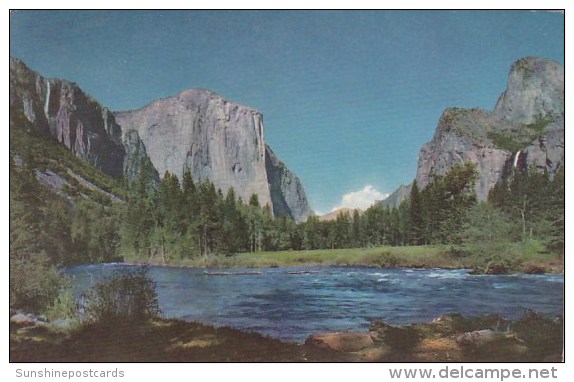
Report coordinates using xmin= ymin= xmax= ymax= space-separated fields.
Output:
xmin=303 ymin=162 xmax=563 ymax=256
xmin=11 ymin=156 xmax=565 ymax=268
xmin=119 ymin=163 xmax=478 ymax=256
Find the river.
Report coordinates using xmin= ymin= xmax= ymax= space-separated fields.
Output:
xmin=65 ymin=264 xmax=564 ymax=343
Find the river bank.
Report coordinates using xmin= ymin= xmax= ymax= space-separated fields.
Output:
xmin=123 ymin=244 xmax=563 ymax=275
xmin=10 ymin=312 xmax=562 ymax=362
xmin=66 ymin=264 xmax=563 ymax=344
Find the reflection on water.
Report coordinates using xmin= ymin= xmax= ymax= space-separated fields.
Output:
xmin=65 ymin=264 xmax=564 ymax=342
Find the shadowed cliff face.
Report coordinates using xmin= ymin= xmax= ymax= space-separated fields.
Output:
xmin=265 ymin=145 xmax=314 ymax=222
xmin=122 ymin=129 xmax=161 ymax=188
xmin=10 ymin=57 xmax=126 ymax=178
xmin=413 ymin=57 xmax=564 ymax=202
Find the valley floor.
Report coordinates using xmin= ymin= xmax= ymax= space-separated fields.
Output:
xmin=126 ymin=245 xmax=564 ymax=274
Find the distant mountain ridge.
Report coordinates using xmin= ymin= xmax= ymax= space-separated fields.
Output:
xmin=10 ymin=57 xmax=313 ymax=222
xmin=318 ymin=208 xmax=361 ymax=222
xmin=377 ymin=184 xmax=412 ymax=209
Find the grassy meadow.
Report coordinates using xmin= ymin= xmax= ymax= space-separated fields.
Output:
xmin=125 ymin=241 xmax=562 ymax=274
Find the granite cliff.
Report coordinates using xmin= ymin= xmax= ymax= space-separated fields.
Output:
xmin=115 ymin=89 xmax=312 ymax=222
xmin=412 ymin=57 xmax=564 ymax=202
xmin=10 ymin=57 xmax=126 ymax=178
xmin=10 ymin=58 xmax=312 ymax=222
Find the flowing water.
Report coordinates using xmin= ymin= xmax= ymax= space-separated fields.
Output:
xmin=65 ymin=264 xmax=564 ymax=343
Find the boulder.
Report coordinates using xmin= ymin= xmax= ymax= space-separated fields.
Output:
xmin=455 ymin=329 xmax=500 ymax=346
xmin=305 ymin=332 xmax=374 ymax=352
xmin=10 ymin=313 xmax=37 ymax=327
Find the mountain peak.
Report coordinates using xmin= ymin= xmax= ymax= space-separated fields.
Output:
xmin=494 ymin=57 xmax=564 ymax=124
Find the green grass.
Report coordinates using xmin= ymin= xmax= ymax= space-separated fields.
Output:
xmin=128 ymin=245 xmax=460 ymax=269
xmin=126 ymin=241 xmax=563 ymax=275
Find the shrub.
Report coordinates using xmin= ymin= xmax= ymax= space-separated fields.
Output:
xmin=374 ymin=252 xmax=401 ymax=268
xmin=84 ymin=267 xmax=161 ymax=324
xmin=334 ymin=256 xmax=351 ymax=266
xmin=9 ymin=251 xmax=64 ymax=314
xmin=469 ymin=254 xmax=521 ymax=275
xmin=510 ymin=311 xmax=563 ymax=358
xmin=46 ymin=285 xmax=79 ymax=322
xmin=464 ymin=241 xmax=523 ymax=274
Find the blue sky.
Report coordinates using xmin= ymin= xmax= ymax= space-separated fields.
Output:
xmin=10 ymin=10 xmax=564 ymax=214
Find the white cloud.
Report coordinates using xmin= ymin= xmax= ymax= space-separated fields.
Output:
xmin=331 ymin=185 xmax=389 ymax=212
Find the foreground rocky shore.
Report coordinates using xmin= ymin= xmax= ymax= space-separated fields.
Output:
xmin=10 ymin=311 xmax=562 ymax=362
xmin=305 ymin=312 xmax=563 ymax=362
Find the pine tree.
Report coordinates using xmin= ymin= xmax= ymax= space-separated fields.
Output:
xmin=351 ymin=209 xmax=363 ymax=248
xmin=247 ymin=193 xmax=264 ymax=252
xmin=409 ymin=180 xmax=424 ymax=245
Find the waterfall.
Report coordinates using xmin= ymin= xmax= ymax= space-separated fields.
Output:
xmin=44 ymin=80 xmax=51 ymax=115
xmin=513 ymin=151 xmax=521 ymax=168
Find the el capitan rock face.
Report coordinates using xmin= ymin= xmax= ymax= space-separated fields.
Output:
xmin=122 ymin=129 xmax=161 ymax=187
xmin=115 ymin=89 xmax=312 ymax=222
xmin=114 ymin=89 xmax=273 ymax=209
xmin=414 ymin=57 xmax=564 ymax=201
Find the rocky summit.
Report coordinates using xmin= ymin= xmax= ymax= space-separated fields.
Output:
xmin=10 ymin=57 xmax=313 ymax=222
xmin=494 ymin=57 xmax=564 ymax=125
xmin=413 ymin=57 xmax=564 ymax=201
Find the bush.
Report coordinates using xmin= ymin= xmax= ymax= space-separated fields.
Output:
xmin=369 ymin=251 xmax=400 ymax=268
xmin=511 ymin=311 xmax=563 ymax=358
xmin=469 ymin=253 xmax=521 ymax=275
xmin=46 ymin=285 xmax=79 ymax=322
xmin=84 ymin=267 xmax=161 ymax=323
xmin=9 ymin=251 xmax=65 ymax=314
